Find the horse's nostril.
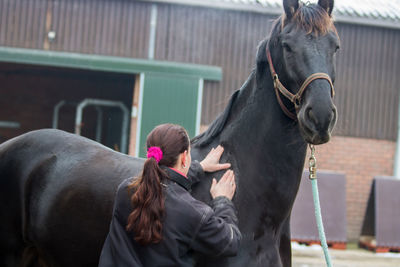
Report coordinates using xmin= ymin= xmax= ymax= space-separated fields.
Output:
xmin=306 ymin=107 xmax=317 ymax=125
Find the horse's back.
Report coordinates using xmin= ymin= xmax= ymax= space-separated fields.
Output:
xmin=0 ymin=129 xmax=144 ymax=266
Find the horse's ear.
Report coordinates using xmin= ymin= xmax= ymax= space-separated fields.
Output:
xmin=318 ymin=0 xmax=334 ymax=16
xmin=283 ymin=0 xmax=299 ymax=20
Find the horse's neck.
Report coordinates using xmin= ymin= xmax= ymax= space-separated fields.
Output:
xmin=218 ymin=70 xmax=307 ymax=228
xmin=223 ymin=71 xmax=307 ymax=173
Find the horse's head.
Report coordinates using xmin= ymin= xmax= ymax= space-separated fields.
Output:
xmin=267 ymin=0 xmax=339 ymax=144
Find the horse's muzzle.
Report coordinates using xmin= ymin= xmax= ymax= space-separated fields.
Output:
xmin=298 ymin=101 xmax=337 ymax=145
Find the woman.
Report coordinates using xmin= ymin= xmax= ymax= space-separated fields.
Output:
xmin=98 ymin=123 xmax=241 ymax=266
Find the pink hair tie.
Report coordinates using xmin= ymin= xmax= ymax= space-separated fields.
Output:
xmin=147 ymin=146 xmax=163 ymax=163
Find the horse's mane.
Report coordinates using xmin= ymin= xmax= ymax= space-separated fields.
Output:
xmin=191 ymin=89 xmax=240 ymax=147
xmin=282 ymin=3 xmax=337 ymax=36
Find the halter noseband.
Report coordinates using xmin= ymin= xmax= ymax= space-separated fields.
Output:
xmin=266 ymin=48 xmax=335 ymax=121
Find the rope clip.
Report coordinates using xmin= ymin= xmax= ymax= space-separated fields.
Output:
xmin=309 ymin=144 xmax=317 ymax=180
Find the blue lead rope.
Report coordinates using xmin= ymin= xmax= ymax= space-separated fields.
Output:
xmin=308 ymin=144 xmax=333 ymax=267
xmin=311 ymin=178 xmax=333 ymax=267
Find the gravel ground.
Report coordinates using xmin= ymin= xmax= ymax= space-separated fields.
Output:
xmin=292 ymin=243 xmax=400 ymax=267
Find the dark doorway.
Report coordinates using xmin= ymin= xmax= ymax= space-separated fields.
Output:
xmin=0 ymin=62 xmax=134 ymax=152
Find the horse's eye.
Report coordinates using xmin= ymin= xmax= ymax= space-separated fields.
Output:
xmin=282 ymin=42 xmax=292 ymax=52
xmin=335 ymin=45 xmax=340 ymax=53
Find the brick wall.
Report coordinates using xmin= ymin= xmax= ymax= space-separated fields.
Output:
xmin=306 ymin=136 xmax=396 ymax=241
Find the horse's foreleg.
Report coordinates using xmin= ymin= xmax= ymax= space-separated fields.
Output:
xmin=279 ymin=216 xmax=292 ymax=267
xmin=0 ymin=166 xmax=24 ymax=266
xmin=21 ymin=245 xmax=51 ymax=267
xmin=0 ymin=241 xmax=23 ymax=267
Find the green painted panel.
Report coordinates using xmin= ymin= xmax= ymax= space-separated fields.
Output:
xmin=0 ymin=46 xmax=222 ymax=81
xmin=138 ymin=73 xmax=199 ymax=158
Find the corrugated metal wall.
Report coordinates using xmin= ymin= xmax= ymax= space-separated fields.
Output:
xmin=0 ymin=0 xmax=48 ymax=49
xmin=155 ymin=4 xmax=273 ymax=126
xmin=50 ymin=0 xmax=151 ymax=57
xmin=1 ymin=0 xmax=400 ymax=140
xmin=0 ymin=0 xmax=151 ymax=57
xmin=333 ymin=24 xmax=400 ymax=140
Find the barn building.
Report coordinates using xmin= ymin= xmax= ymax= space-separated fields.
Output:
xmin=1 ymin=0 xmax=400 ymax=243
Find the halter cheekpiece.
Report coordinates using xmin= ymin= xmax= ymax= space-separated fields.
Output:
xmin=266 ymin=47 xmax=335 ymax=121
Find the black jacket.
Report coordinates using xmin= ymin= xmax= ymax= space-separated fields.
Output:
xmin=98 ymin=161 xmax=241 ymax=267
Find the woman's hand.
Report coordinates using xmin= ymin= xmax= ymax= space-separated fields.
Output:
xmin=210 ymin=170 xmax=236 ymax=200
xmin=200 ymin=145 xmax=231 ymax=172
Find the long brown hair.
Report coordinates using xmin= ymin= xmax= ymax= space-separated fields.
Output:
xmin=126 ymin=124 xmax=189 ymax=245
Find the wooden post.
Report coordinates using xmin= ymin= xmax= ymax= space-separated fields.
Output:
xmin=128 ymin=74 xmax=141 ymax=156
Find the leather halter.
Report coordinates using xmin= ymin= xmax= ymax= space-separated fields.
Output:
xmin=266 ymin=48 xmax=335 ymax=121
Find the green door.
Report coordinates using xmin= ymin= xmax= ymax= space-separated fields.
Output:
xmin=137 ymin=72 xmax=201 ymax=158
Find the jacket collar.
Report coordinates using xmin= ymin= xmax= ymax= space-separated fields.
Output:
xmin=162 ymin=166 xmax=192 ymax=191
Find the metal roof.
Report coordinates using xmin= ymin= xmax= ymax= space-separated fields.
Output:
xmin=145 ymin=0 xmax=400 ymax=29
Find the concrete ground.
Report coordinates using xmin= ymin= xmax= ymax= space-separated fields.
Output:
xmin=291 ymin=243 xmax=400 ymax=267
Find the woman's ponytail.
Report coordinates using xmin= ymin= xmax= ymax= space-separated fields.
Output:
xmin=126 ymin=157 xmax=166 ymax=245
xmin=126 ymin=124 xmax=189 ymax=246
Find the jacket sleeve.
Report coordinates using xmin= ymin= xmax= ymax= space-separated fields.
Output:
xmin=188 ymin=160 xmax=206 ymax=185
xmin=190 ymin=196 xmax=242 ymax=257
xmin=98 ymin=180 xmax=143 ymax=267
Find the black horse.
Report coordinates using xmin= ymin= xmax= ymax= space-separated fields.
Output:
xmin=0 ymin=0 xmax=339 ymax=266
